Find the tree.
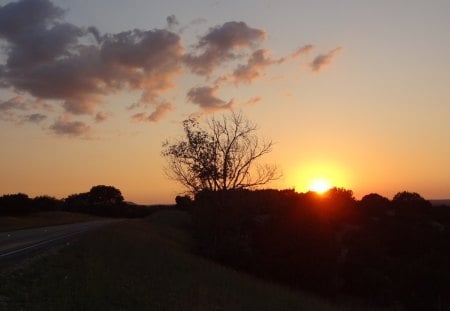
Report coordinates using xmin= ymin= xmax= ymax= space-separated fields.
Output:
xmin=392 ymin=191 xmax=431 ymax=210
xmin=32 ymin=195 xmax=63 ymax=211
xmin=162 ymin=111 xmax=279 ymax=194
xmin=88 ymin=185 xmax=124 ymax=206
xmin=0 ymin=193 xmax=32 ymax=215
xmin=64 ymin=185 xmax=124 ymax=213
xmin=359 ymin=193 xmax=391 ymax=216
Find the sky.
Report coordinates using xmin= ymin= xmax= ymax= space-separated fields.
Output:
xmin=1 ymin=0 xmax=450 ymax=204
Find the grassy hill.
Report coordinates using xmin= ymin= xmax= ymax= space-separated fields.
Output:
xmin=0 ymin=210 xmax=381 ymax=310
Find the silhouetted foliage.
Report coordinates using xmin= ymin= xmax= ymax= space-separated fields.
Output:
xmin=0 ymin=193 xmax=32 ymax=215
xmin=359 ymin=193 xmax=391 ymax=217
xmin=88 ymin=185 xmax=124 ymax=206
xmin=0 ymin=187 xmax=159 ymax=218
xmin=62 ymin=185 xmax=157 ymax=218
xmin=32 ymin=195 xmax=63 ymax=211
xmin=162 ymin=111 xmax=279 ymax=194
xmin=393 ymin=191 xmax=432 ymax=210
xmin=191 ymin=188 xmax=448 ymax=309
xmin=175 ymin=195 xmax=193 ymax=210
xmin=64 ymin=192 xmax=91 ymax=211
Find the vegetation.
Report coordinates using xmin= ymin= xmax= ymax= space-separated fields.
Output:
xmin=191 ymin=188 xmax=449 ymax=310
xmin=1 ymin=113 xmax=448 ymax=309
xmin=0 ymin=210 xmax=354 ymax=311
xmin=0 ymin=185 xmax=157 ymax=219
xmin=162 ymin=111 xmax=279 ymax=195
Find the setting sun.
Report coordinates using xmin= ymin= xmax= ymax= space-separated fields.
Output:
xmin=309 ymin=179 xmax=331 ymax=194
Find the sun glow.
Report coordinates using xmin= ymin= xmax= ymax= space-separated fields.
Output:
xmin=309 ymin=179 xmax=331 ymax=194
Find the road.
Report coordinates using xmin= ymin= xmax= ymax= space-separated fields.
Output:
xmin=0 ymin=219 xmax=120 ymax=266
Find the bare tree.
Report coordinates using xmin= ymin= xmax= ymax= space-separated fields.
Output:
xmin=162 ymin=111 xmax=279 ymax=194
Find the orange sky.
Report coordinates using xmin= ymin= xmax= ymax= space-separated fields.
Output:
xmin=1 ymin=0 xmax=449 ymax=203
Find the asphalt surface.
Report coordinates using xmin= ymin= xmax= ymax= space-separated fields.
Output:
xmin=0 ymin=219 xmax=120 ymax=267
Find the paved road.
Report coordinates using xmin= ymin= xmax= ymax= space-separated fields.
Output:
xmin=0 ymin=219 xmax=120 ymax=265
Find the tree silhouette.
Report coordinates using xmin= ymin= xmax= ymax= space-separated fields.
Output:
xmin=0 ymin=193 xmax=32 ymax=214
xmin=162 ymin=111 xmax=279 ymax=194
xmin=88 ymin=185 xmax=124 ymax=206
xmin=393 ymin=191 xmax=431 ymax=209
xmin=359 ymin=193 xmax=391 ymax=216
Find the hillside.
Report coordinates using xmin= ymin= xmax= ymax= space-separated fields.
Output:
xmin=0 ymin=210 xmax=379 ymax=310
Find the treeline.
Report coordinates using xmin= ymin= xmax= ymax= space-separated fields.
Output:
xmin=0 ymin=185 xmax=157 ymax=218
xmin=187 ymin=189 xmax=450 ymax=310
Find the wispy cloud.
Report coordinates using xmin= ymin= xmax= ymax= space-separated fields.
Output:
xmin=245 ymin=96 xmax=262 ymax=106
xmin=131 ymin=102 xmax=173 ymax=123
xmin=50 ymin=116 xmax=91 ymax=137
xmin=23 ymin=113 xmax=47 ymax=123
xmin=290 ymin=44 xmax=315 ymax=60
xmin=310 ymin=47 xmax=342 ymax=72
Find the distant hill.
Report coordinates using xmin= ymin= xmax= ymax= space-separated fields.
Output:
xmin=430 ymin=199 xmax=450 ymax=206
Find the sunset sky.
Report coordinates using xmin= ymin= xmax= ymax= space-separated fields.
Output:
xmin=1 ymin=0 xmax=449 ymax=204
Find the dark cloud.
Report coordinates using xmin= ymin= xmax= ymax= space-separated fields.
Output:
xmin=23 ymin=113 xmax=46 ymax=123
xmin=0 ymin=0 xmax=183 ymax=121
xmin=187 ymin=85 xmax=233 ymax=111
xmin=310 ymin=47 xmax=342 ymax=72
xmin=50 ymin=116 xmax=90 ymax=137
xmin=184 ymin=21 xmax=266 ymax=75
xmin=166 ymin=15 xmax=179 ymax=30
xmin=0 ymin=0 xmax=64 ymax=40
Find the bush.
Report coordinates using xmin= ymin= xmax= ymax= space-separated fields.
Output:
xmin=0 ymin=193 xmax=32 ymax=215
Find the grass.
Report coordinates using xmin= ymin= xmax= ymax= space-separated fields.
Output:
xmin=0 ymin=211 xmax=102 ymax=232
xmin=0 ymin=210 xmax=381 ymax=310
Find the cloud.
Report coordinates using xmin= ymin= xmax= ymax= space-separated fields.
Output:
xmin=0 ymin=96 xmax=29 ymax=111
xmin=95 ymin=111 xmax=108 ymax=123
xmin=131 ymin=101 xmax=173 ymax=123
xmin=310 ymin=47 xmax=342 ymax=72
xmin=23 ymin=113 xmax=47 ymax=123
xmin=0 ymin=96 xmax=53 ymax=122
xmin=0 ymin=1 xmax=340 ymax=138
xmin=290 ymin=44 xmax=315 ymax=59
xmin=218 ymin=44 xmax=314 ymax=85
xmin=231 ymin=49 xmax=275 ymax=84
xmin=50 ymin=116 xmax=90 ymax=137
xmin=166 ymin=15 xmax=179 ymax=30
xmin=187 ymin=85 xmax=233 ymax=111
xmin=184 ymin=21 xmax=266 ymax=75
xmin=0 ymin=0 xmax=183 ymax=120
xmin=245 ymin=96 xmax=262 ymax=106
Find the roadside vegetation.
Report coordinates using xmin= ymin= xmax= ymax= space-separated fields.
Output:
xmin=188 ymin=189 xmax=449 ymax=310
xmin=0 ymin=210 xmax=367 ymax=311
xmin=0 ymin=186 xmax=163 ymax=225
